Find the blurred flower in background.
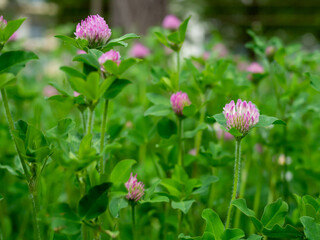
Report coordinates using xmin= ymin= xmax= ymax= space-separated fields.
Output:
xmin=43 ymin=85 xmax=58 ymax=97
xmin=212 ymin=43 xmax=229 ymax=58
xmin=214 ymin=123 xmax=233 ymax=141
xmin=246 ymin=62 xmax=264 ymax=74
xmin=129 ymin=43 xmax=150 ymax=58
xmin=162 ymin=14 xmax=181 ymax=30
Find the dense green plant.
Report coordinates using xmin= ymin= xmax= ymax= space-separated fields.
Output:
xmin=1 ymin=13 xmax=320 ymax=240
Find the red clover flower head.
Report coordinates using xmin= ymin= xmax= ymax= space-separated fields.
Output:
xmin=223 ymin=99 xmax=259 ymax=135
xmin=170 ymin=91 xmax=191 ymax=116
xmin=75 ymin=14 xmax=111 ymax=48
xmin=125 ymin=173 xmax=145 ymax=202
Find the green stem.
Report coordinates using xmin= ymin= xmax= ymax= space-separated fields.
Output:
xmin=87 ymin=108 xmax=94 ymax=135
xmin=208 ymin=167 xmax=217 ymax=208
xmin=131 ymin=202 xmax=136 ymax=240
xmin=193 ymin=94 xmax=206 ymax=177
xmin=177 ymin=117 xmax=183 ymax=167
xmin=81 ymin=111 xmax=87 ymax=134
xmin=79 ymin=172 xmax=88 ymax=240
xmin=176 ymin=50 xmax=181 ymax=90
xmin=30 ymin=191 xmax=41 ymax=240
xmin=225 ymin=139 xmax=242 ymax=228
xmin=1 ymin=89 xmax=43 ymax=239
xmin=234 ymin=154 xmax=251 ymax=228
xmin=1 ymin=89 xmax=30 ymax=181
xmin=177 ymin=210 xmax=183 ymax=236
xmin=194 ymin=99 xmax=205 ymax=154
xmin=99 ymin=100 xmax=109 ymax=177
xmin=250 ymin=173 xmax=262 ymax=234
xmin=139 ymin=144 xmax=146 ymax=163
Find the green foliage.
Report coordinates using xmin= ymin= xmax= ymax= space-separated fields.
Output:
xmin=171 ymin=200 xmax=195 ymax=214
xmin=0 ymin=73 xmax=15 ymax=89
xmin=0 ymin=18 xmax=26 ymax=45
xmin=48 ymin=203 xmax=81 ymax=235
xmin=301 ymin=216 xmax=320 ymax=240
xmin=78 ymin=182 xmax=112 ymax=220
xmin=3 ymin=12 xmax=320 ymax=240
xmin=154 ymin=17 xmax=191 ymax=52
xmin=110 ymin=159 xmax=137 ymax=183
xmin=13 ymin=120 xmax=51 ymax=163
xmin=0 ymin=51 xmax=38 ymax=74
xmin=69 ymin=72 xmax=113 ymax=102
xmin=233 ymin=198 xmax=302 ymax=238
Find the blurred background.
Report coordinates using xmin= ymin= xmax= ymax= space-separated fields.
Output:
xmin=1 ymin=0 xmax=320 ymax=53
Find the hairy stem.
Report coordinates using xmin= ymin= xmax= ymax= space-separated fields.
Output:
xmin=30 ymin=190 xmax=41 ymax=240
xmin=250 ymin=172 xmax=262 ymax=234
xmin=87 ymin=108 xmax=94 ymax=135
xmin=131 ymin=202 xmax=136 ymax=240
xmin=225 ymin=139 xmax=241 ymax=228
xmin=2 ymin=89 xmax=43 ymax=239
xmin=176 ymin=50 xmax=181 ymax=90
xmin=81 ymin=111 xmax=87 ymax=134
xmin=79 ymin=172 xmax=88 ymax=240
xmin=99 ymin=99 xmax=109 ymax=177
xmin=177 ymin=117 xmax=183 ymax=167
xmin=234 ymin=154 xmax=251 ymax=228
xmin=177 ymin=210 xmax=183 ymax=236
xmin=1 ymin=89 xmax=30 ymax=180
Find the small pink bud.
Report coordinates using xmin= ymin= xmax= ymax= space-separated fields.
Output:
xmin=99 ymin=50 xmax=121 ymax=72
xmin=99 ymin=50 xmax=121 ymax=65
xmin=170 ymin=91 xmax=191 ymax=116
xmin=125 ymin=173 xmax=145 ymax=202
xmin=162 ymin=14 xmax=181 ymax=30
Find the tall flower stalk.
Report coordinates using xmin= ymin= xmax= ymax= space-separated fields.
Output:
xmin=99 ymin=99 xmax=109 ymax=176
xmin=125 ymin=173 xmax=145 ymax=240
xmin=225 ymin=138 xmax=242 ymax=228
xmin=170 ymin=92 xmax=191 ymax=167
xmin=222 ymin=99 xmax=260 ymax=228
xmin=98 ymin=50 xmax=121 ymax=177
xmin=0 ymin=16 xmax=41 ymax=240
xmin=1 ymin=88 xmax=41 ymax=240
